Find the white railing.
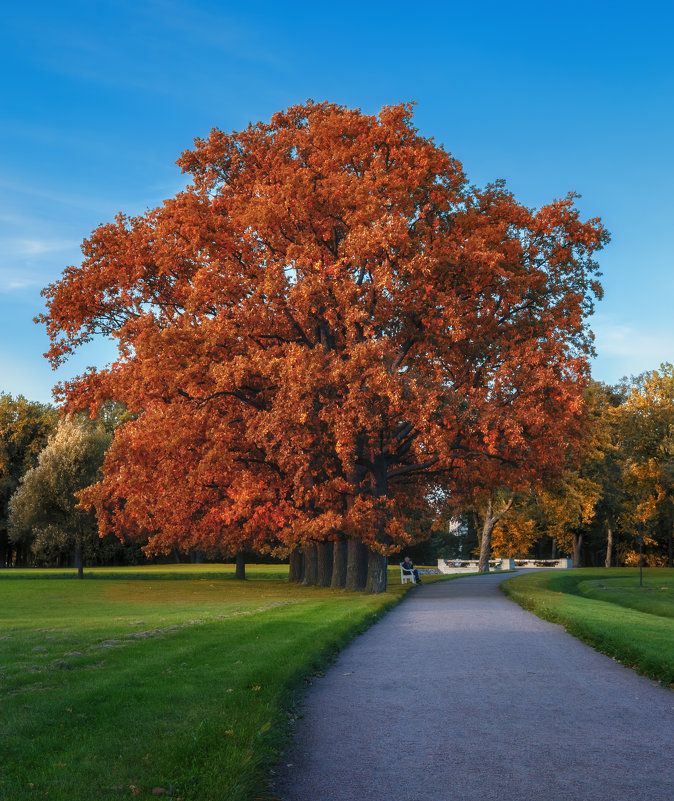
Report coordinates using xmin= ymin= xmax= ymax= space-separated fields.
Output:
xmin=437 ymin=559 xmax=504 ymax=574
xmin=437 ymin=557 xmax=572 ymax=573
xmin=510 ymin=558 xmax=572 ymax=569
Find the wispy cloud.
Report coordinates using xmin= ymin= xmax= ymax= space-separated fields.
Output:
xmin=0 ymin=176 xmax=120 ymax=213
xmin=0 ymin=234 xmax=80 ymax=294
xmin=7 ymin=238 xmax=78 ymax=258
xmin=0 ymin=234 xmax=80 ymax=292
xmin=15 ymin=1 xmax=281 ymax=102
xmin=4 ymin=277 xmax=42 ymax=291
xmin=0 ymin=270 xmax=46 ymax=293
xmin=593 ymin=319 xmax=667 ymax=360
xmin=591 ymin=314 xmax=674 ymax=382
xmin=146 ymin=0 xmax=281 ymax=65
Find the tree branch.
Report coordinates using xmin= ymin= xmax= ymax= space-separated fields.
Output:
xmin=389 ymin=339 xmax=415 ymax=374
xmin=387 ymin=457 xmax=439 ymax=479
xmin=283 ymin=308 xmax=314 ymax=348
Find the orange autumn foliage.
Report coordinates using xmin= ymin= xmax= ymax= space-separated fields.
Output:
xmin=40 ymin=101 xmax=608 ymax=565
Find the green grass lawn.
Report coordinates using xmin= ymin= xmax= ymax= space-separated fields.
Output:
xmin=502 ymin=568 xmax=674 ymax=687
xmin=0 ymin=563 xmax=448 ymax=801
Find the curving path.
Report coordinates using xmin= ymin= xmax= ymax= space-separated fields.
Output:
xmin=274 ymin=571 xmax=674 ymax=801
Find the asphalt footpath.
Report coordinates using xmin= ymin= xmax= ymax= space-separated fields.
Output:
xmin=273 ymin=571 xmax=674 ymax=801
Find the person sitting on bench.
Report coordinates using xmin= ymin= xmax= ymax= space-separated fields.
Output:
xmin=402 ymin=556 xmax=422 ymax=584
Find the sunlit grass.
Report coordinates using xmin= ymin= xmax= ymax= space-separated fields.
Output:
xmin=0 ymin=563 xmax=448 ymax=801
xmin=575 ymin=574 xmax=674 ymax=619
xmin=502 ymin=568 xmax=674 ymax=686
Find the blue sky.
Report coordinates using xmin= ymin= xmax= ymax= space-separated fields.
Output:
xmin=2 ymin=0 xmax=673 ymax=405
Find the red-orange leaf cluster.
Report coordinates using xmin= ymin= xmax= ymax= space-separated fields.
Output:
xmin=39 ymin=101 xmax=608 ymax=591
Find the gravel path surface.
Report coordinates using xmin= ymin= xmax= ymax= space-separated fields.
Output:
xmin=274 ymin=571 xmax=674 ymax=801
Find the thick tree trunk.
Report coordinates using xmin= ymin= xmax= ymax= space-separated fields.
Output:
xmin=316 ymin=541 xmax=333 ymax=587
xmin=364 ymin=453 xmax=391 ymax=593
xmin=0 ymin=529 xmax=9 ymax=568
xmin=288 ymin=548 xmax=304 ymax=582
xmin=235 ymin=551 xmax=246 ymax=580
xmin=477 ymin=496 xmax=512 ymax=572
xmin=345 ymin=539 xmax=368 ymax=591
xmin=342 ymin=437 xmax=368 ymax=591
xmin=15 ymin=544 xmax=26 ymax=567
xmin=605 ymin=523 xmax=614 ymax=568
xmin=74 ymin=542 xmax=84 ymax=580
xmin=331 ymin=538 xmax=348 ymax=589
xmin=365 ymin=548 xmax=388 ymax=594
xmin=551 ymin=537 xmax=557 ymax=559
xmin=572 ymin=533 xmax=583 ymax=568
xmin=302 ymin=544 xmax=318 ymax=585
xmin=478 ymin=505 xmax=496 ymax=573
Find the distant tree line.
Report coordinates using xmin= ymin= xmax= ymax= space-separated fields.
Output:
xmin=422 ymin=365 xmax=674 ymax=569
xmin=0 ymin=395 xmax=279 ymax=573
xmin=0 ymin=394 xmax=58 ymax=567
xmin=2 ymin=364 xmax=672 ymax=576
xmin=0 ymin=395 xmax=141 ymax=572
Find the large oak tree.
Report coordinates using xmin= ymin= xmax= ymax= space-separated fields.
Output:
xmin=41 ymin=101 xmax=608 ymax=591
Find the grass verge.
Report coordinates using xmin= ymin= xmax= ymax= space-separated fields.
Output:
xmin=0 ymin=563 xmax=449 ymax=801
xmin=501 ymin=568 xmax=674 ymax=687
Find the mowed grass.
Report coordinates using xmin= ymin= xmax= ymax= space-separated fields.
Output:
xmin=502 ymin=568 xmax=674 ymax=686
xmin=0 ymin=564 xmax=446 ymax=801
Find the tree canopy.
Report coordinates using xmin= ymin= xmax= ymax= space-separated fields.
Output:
xmin=0 ymin=394 xmax=58 ymax=566
xmin=40 ymin=101 xmax=609 ymax=590
xmin=8 ymin=416 xmax=111 ymax=577
xmin=484 ymin=372 xmax=674 ymax=568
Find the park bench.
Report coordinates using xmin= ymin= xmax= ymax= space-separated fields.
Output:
xmin=400 ymin=563 xmax=417 ymax=584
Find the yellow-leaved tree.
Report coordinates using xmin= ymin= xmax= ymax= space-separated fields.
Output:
xmin=614 ymin=365 xmax=674 ymax=565
xmin=8 ymin=417 xmax=111 ymax=577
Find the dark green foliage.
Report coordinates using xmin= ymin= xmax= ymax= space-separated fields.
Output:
xmin=0 ymin=394 xmax=58 ymax=566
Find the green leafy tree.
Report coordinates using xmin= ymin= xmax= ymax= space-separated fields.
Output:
xmin=8 ymin=417 xmax=111 ymax=577
xmin=495 ymin=382 xmax=628 ymax=567
xmin=0 ymin=394 xmax=58 ymax=566
xmin=614 ymin=365 xmax=674 ymax=565
xmin=580 ymin=381 xmax=629 ymax=566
